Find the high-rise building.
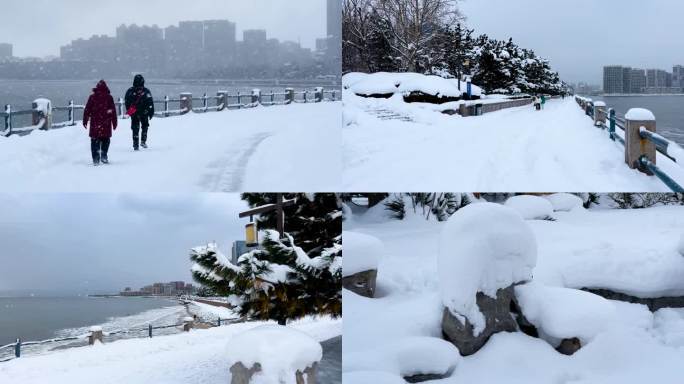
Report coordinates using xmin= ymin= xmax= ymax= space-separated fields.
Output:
xmin=629 ymin=69 xmax=646 ymax=93
xmin=0 ymin=43 xmax=12 ymax=59
xmin=165 ymin=21 xmax=204 ymax=75
xmin=603 ymin=66 xmax=624 ymax=93
xmin=203 ymin=20 xmax=237 ymax=67
xmin=674 ymin=65 xmax=684 ymax=90
xmin=327 ymin=0 xmax=342 ymax=41
xmin=242 ymin=29 xmax=268 ymax=66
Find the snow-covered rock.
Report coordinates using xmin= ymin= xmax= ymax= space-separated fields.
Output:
xmin=544 ymin=193 xmax=584 ymax=212
xmin=343 ymin=231 xmax=383 ymax=277
xmin=438 ymin=202 xmax=537 ymax=335
xmin=344 ymin=337 xmax=460 ymax=379
xmin=515 ymin=282 xmax=618 ymax=346
xmin=505 ymin=195 xmax=554 ymax=220
xmin=225 ymin=325 xmax=322 ymax=383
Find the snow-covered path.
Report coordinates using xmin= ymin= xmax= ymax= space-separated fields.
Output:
xmin=0 ymin=102 xmax=341 ymax=192
xmin=343 ymin=96 xmax=684 ymax=191
xmin=0 ymin=317 xmax=341 ymax=384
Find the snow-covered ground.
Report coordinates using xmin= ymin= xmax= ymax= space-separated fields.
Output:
xmin=0 ymin=102 xmax=341 ymax=192
xmin=343 ymin=91 xmax=684 ymax=191
xmin=343 ymin=201 xmax=684 ymax=383
xmin=0 ymin=316 xmax=341 ymax=384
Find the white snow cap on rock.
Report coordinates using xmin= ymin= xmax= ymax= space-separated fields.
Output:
xmin=343 ymin=231 xmax=383 ymax=277
xmin=226 ymin=325 xmax=322 ymax=383
xmin=438 ymin=203 xmax=537 ymax=335
xmin=344 ymin=337 xmax=460 ymax=378
xmin=505 ymin=195 xmax=554 ymax=220
xmin=515 ymin=282 xmax=618 ymax=345
xmin=544 ymin=193 xmax=584 ymax=212
xmin=625 ymin=108 xmax=655 ymax=121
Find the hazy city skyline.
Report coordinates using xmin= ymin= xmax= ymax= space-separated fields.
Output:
xmin=0 ymin=0 xmax=326 ymax=58
xmin=0 ymin=194 xmax=249 ymax=295
xmin=461 ymin=0 xmax=684 ymax=85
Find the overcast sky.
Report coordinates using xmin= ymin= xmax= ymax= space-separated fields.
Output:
xmin=0 ymin=194 xmax=249 ymax=295
xmin=1 ymin=0 xmax=326 ymax=58
xmin=460 ymin=0 xmax=684 ymax=84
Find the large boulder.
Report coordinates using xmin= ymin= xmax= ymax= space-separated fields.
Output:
xmin=438 ymin=203 xmax=537 ymax=355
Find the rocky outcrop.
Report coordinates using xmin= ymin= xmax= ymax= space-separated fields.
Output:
xmin=442 ymin=286 xmax=518 ymax=356
xmin=343 ymin=269 xmax=378 ymax=298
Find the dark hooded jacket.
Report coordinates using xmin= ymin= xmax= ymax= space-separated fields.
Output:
xmin=83 ymin=80 xmax=117 ymax=138
xmin=124 ymin=74 xmax=155 ymax=119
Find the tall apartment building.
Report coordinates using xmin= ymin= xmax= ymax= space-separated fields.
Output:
xmin=603 ymin=66 xmax=625 ymax=93
xmin=629 ymin=68 xmax=646 ymax=93
xmin=165 ymin=21 xmax=204 ymax=74
xmin=0 ymin=43 xmax=12 ymax=59
xmin=674 ymin=65 xmax=684 ymax=89
xmin=203 ymin=20 xmax=237 ymax=68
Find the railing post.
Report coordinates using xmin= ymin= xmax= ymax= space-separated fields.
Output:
xmin=625 ymin=108 xmax=657 ymax=175
xmin=203 ymin=93 xmax=208 ymax=111
xmin=148 ymin=324 xmax=153 ymax=338
xmin=180 ymin=93 xmax=192 ymax=115
xmin=303 ymin=89 xmax=308 ymax=103
xmin=608 ymin=109 xmax=616 ymax=141
xmin=218 ymin=317 xmax=222 ymax=326
xmin=332 ymin=90 xmax=337 ymax=101
xmin=217 ymin=91 xmax=228 ymax=111
xmin=4 ymin=104 xmax=11 ymax=136
xmin=237 ymin=91 xmax=242 ymax=108
xmin=271 ymin=90 xmax=275 ymax=104
xmin=118 ymin=97 xmax=125 ymax=118
xmin=68 ymin=100 xmax=75 ymax=126
xmin=164 ymin=95 xmax=169 ymax=117
xmin=593 ymin=101 xmax=606 ymax=127
xmin=315 ymin=87 xmax=324 ymax=102
xmin=14 ymin=338 xmax=20 ymax=358
xmin=183 ymin=317 xmax=194 ymax=332
xmin=285 ymin=88 xmax=294 ymax=104
xmin=88 ymin=326 xmax=103 ymax=345
xmin=251 ymin=89 xmax=261 ymax=106
xmin=32 ymin=98 xmax=52 ymax=130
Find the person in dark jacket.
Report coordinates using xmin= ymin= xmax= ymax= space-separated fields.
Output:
xmin=83 ymin=80 xmax=118 ymax=165
xmin=124 ymin=74 xmax=155 ymax=150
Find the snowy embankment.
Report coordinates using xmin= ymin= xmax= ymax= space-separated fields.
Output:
xmin=343 ymin=202 xmax=684 ymax=383
xmin=0 ymin=102 xmax=341 ymax=192
xmin=343 ymin=87 xmax=684 ymax=191
xmin=0 ymin=316 xmax=340 ymax=384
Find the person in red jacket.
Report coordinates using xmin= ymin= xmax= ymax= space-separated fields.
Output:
xmin=83 ymin=80 xmax=118 ymax=165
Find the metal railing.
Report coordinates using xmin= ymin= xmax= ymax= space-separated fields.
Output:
xmin=575 ymin=95 xmax=683 ymax=192
xmin=1 ymin=87 xmax=339 ymax=137
xmin=0 ymin=314 xmax=241 ymax=363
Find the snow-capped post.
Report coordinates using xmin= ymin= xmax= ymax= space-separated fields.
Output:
xmin=625 ymin=108 xmax=657 ymax=175
xmin=585 ymin=101 xmax=593 ymax=117
xmin=226 ymin=326 xmax=322 ymax=384
xmin=163 ymin=95 xmax=169 ymax=117
xmin=14 ymin=338 xmax=20 ymax=358
xmin=237 ymin=91 xmax=242 ymax=107
xmin=67 ymin=100 xmax=75 ymax=126
xmin=117 ymin=97 xmax=125 ymax=118
xmin=202 ymin=93 xmax=208 ymax=111
xmin=314 ymin=87 xmax=324 ymax=102
xmin=32 ymin=98 xmax=52 ymax=130
xmin=218 ymin=317 xmax=222 ymax=326
xmin=180 ymin=93 xmax=192 ymax=115
xmin=88 ymin=326 xmax=103 ymax=345
xmin=251 ymin=89 xmax=261 ymax=106
xmin=285 ymin=88 xmax=295 ymax=104
xmin=3 ymin=104 xmax=11 ymax=136
xmin=183 ymin=316 xmax=194 ymax=332
xmin=593 ymin=101 xmax=606 ymax=127
xmin=148 ymin=324 xmax=153 ymax=338
xmin=217 ymin=91 xmax=228 ymax=111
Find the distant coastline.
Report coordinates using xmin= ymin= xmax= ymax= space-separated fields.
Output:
xmin=600 ymin=93 xmax=684 ymax=97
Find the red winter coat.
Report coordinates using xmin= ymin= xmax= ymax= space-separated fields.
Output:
xmin=83 ymin=80 xmax=118 ymax=138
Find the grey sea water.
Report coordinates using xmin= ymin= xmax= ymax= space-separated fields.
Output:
xmin=602 ymin=95 xmax=684 ymax=146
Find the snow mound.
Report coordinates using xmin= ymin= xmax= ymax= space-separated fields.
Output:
xmin=344 ymin=337 xmax=460 ymax=378
xmin=438 ymin=203 xmax=537 ymax=335
xmin=625 ymin=108 xmax=655 ymax=121
xmin=653 ymin=308 xmax=684 ymax=347
xmin=343 ymin=231 xmax=383 ymax=277
xmin=544 ymin=193 xmax=584 ymax=212
xmin=515 ymin=282 xmax=617 ymax=345
xmin=343 ymin=371 xmax=406 ymax=384
xmin=343 ymin=72 xmax=482 ymax=98
xmin=225 ymin=325 xmax=322 ymax=382
xmin=505 ymin=195 xmax=554 ymax=220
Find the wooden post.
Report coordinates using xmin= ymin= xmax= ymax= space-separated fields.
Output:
xmin=285 ymin=88 xmax=295 ymax=104
xmin=625 ymin=108 xmax=657 ymax=175
xmin=593 ymin=101 xmax=606 ymax=126
xmin=217 ymin=91 xmax=228 ymax=111
xmin=251 ymin=89 xmax=261 ymax=106
xmin=183 ymin=316 xmax=194 ymax=332
xmin=88 ymin=327 xmax=103 ymax=345
xmin=180 ymin=93 xmax=192 ymax=115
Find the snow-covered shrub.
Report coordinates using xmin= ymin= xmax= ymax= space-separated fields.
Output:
xmin=544 ymin=193 xmax=584 ymax=212
xmin=343 ymin=231 xmax=383 ymax=277
xmin=344 ymin=337 xmax=460 ymax=379
xmin=515 ymin=282 xmax=618 ymax=346
xmin=225 ymin=325 xmax=322 ymax=383
xmin=438 ymin=203 xmax=537 ymax=334
xmin=384 ymin=193 xmax=471 ymax=221
xmin=504 ymin=195 xmax=554 ymax=220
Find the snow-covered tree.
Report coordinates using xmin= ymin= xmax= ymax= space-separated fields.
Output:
xmin=190 ymin=194 xmax=342 ymax=325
